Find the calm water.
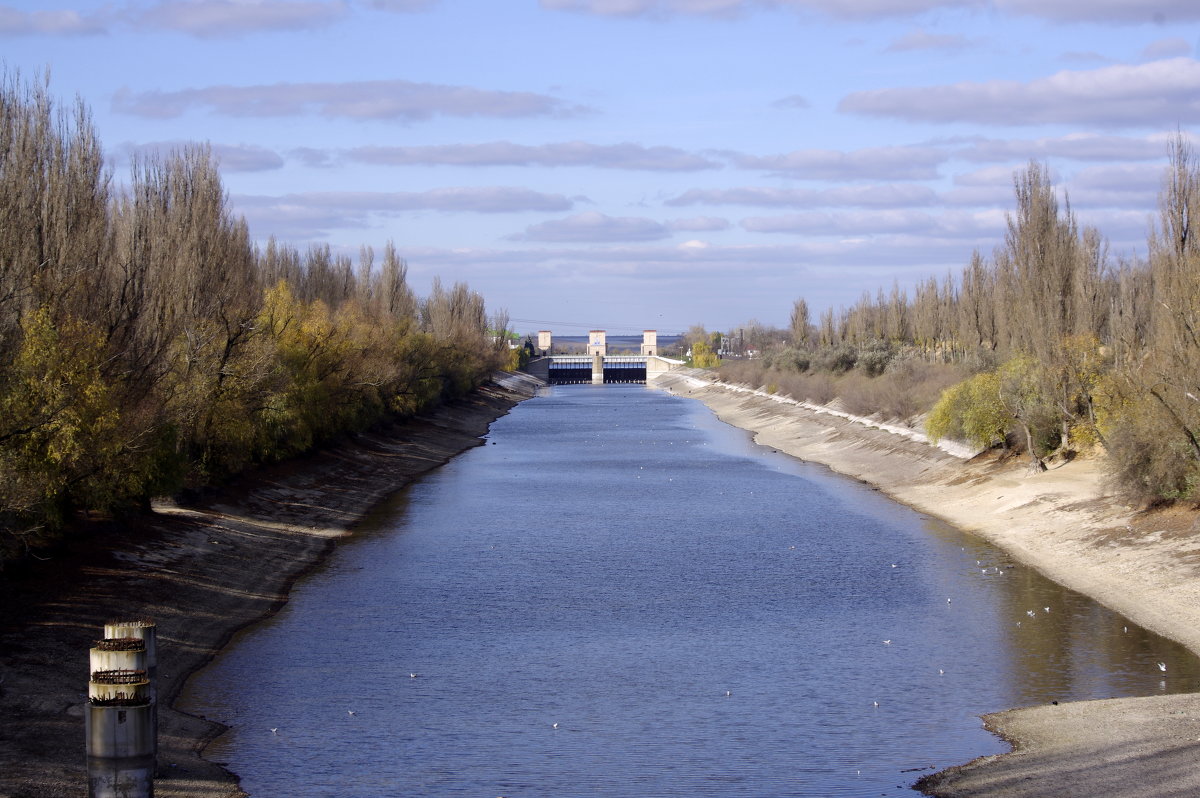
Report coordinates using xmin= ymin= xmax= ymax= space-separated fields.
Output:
xmin=183 ymin=384 xmax=1200 ymax=796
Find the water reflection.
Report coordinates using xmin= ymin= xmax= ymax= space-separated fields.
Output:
xmin=183 ymin=383 xmax=1198 ymax=797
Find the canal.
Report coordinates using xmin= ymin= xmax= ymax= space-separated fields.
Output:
xmin=183 ymin=383 xmax=1200 ymax=796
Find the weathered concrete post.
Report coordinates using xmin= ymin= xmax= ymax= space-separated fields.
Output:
xmin=87 ymin=620 xmax=157 ymax=798
xmin=592 ymin=352 xmax=605 ymax=384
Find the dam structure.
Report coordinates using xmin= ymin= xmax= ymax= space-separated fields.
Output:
xmin=525 ymin=329 xmax=684 ymax=385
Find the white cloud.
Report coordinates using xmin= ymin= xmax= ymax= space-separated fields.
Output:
xmin=511 ymin=211 xmax=671 ymax=242
xmin=952 ymin=164 xmax=1045 ymax=186
xmin=885 ymin=27 xmax=971 ymax=52
xmin=667 ymin=216 xmax=730 ymax=232
xmin=1064 ymin=163 xmax=1163 ymax=207
xmin=0 ymin=6 xmax=106 ymax=34
xmin=772 ymin=95 xmax=811 ymax=110
xmin=112 ymin=140 xmax=285 ymax=171
xmin=366 ymin=0 xmax=436 ymax=10
xmin=666 ymin=184 xmax=939 ymax=208
xmin=113 ymin=79 xmax=579 ymax=121
xmin=130 ymin=1 xmax=349 ymax=37
xmin=1141 ymin=37 xmax=1191 ymax=60
xmin=734 ymin=145 xmax=947 ymax=180
xmin=741 ymin=208 xmax=1006 ymax=238
xmin=233 ymin=187 xmax=576 ymax=237
xmin=539 ymin=0 xmax=979 ymax=20
xmin=839 ymin=57 xmax=1200 ymax=128
xmin=956 ymin=132 xmax=1184 ymax=162
xmin=347 ymin=141 xmax=719 ymax=171
xmin=995 ymin=0 xmax=1200 ymax=24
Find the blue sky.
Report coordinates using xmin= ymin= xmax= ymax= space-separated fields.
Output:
xmin=3 ymin=1 xmax=1199 ymax=336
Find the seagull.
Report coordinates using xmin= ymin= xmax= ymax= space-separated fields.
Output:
xmin=410 ymin=673 xmax=419 ymax=678
xmin=946 ymin=598 xmax=952 ymax=604
xmin=872 ymin=701 xmax=879 ymax=707
xmin=552 ymin=722 xmax=559 ymax=729
xmin=725 ymin=690 xmax=732 ymax=697
xmin=1158 ymin=662 xmax=1168 ymax=672
xmin=270 ymin=728 xmax=279 ymax=735
xmin=938 ymin=669 xmax=945 ymax=675
xmin=348 ymin=710 xmax=356 ymax=716
xmin=1027 ymin=610 xmax=1036 ymax=617
xmin=1043 ymin=607 xmax=1050 ymax=613
xmin=883 ymin=640 xmax=892 ymax=645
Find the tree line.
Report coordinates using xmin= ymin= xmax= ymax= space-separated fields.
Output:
xmin=719 ymin=137 xmax=1200 ymax=503
xmin=0 ymin=72 xmax=514 ymax=565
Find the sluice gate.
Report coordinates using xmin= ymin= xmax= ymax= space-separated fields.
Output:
xmin=547 ymin=358 xmax=594 ymax=384
xmin=546 ymin=356 xmax=649 ymax=385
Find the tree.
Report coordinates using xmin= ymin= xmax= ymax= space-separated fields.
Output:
xmin=790 ymin=298 xmax=811 ymax=347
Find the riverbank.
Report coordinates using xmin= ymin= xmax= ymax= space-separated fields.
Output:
xmin=0 ymin=371 xmax=541 ymax=798
xmin=654 ymin=369 xmax=1200 ymax=797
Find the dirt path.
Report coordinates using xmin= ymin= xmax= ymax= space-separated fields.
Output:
xmin=0 ymin=373 xmax=540 ymax=798
xmin=654 ymin=370 xmax=1200 ymax=798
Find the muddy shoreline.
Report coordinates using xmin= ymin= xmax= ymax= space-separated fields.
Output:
xmin=0 ymin=373 xmax=540 ymax=798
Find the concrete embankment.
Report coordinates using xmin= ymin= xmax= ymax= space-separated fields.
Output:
xmin=0 ymin=372 xmax=542 ymax=798
xmin=654 ymin=369 xmax=1200 ymax=798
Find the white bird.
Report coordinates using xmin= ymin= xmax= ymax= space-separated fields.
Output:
xmin=1027 ymin=610 xmax=1036 ymax=617
xmin=552 ymin=722 xmax=559 ymax=729
xmin=270 ymin=728 xmax=279 ymax=734
xmin=1158 ymin=662 xmax=1168 ymax=672
xmin=410 ymin=673 xmax=419 ymax=678
xmin=883 ymin=640 xmax=892 ymax=645
xmin=872 ymin=701 xmax=879 ymax=707
xmin=1043 ymin=607 xmax=1050 ymax=613
xmin=348 ymin=710 xmax=356 ymax=716
xmin=946 ymin=598 xmax=952 ymax=604
xmin=938 ymin=669 xmax=945 ymax=675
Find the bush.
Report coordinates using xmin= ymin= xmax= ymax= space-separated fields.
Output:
xmin=926 ymin=370 xmax=1008 ymax=449
xmin=1105 ymin=400 xmax=1200 ymax=503
xmin=856 ymin=340 xmax=894 ymax=377
xmin=813 ymin=345 xmax=858 ymax=374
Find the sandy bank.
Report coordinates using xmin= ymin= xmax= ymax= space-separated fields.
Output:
xmin=654 ymin=369 xmax=1200 ymax=797
xmin=0 ymin=372 xmax=541 ymax=798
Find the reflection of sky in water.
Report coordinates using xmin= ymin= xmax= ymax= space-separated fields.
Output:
xmin=184 ymin=384 xmax=1200 ymax=797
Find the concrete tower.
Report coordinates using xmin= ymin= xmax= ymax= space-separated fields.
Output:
xmin=641 ymin=330 xmax=657 ymax=356
xmin=587 ymin=330 xmax=607 ymax=356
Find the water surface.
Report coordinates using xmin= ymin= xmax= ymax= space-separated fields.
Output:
xmin=184 ymin=384 xmax=1199 ymax=796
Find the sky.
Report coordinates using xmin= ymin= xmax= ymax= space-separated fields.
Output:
xmin=3 ymin=1 xmax=1200 ymax=336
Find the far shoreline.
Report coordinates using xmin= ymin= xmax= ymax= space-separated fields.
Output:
xmin=653 ymin=368 xmax=1200 ymax=797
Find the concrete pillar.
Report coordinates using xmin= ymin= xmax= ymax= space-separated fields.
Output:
xmin=587 ymin=330 xmax=606 ymax=357
xmin=641 ymin=329 xmax=657 ymax=356
xmin=88 ymin=622 xmax=157 ymax=798
xmin=592 ymin=352 xmax=605 ymax=384
xmin=537 ymin=330 xmax=552 ymax=356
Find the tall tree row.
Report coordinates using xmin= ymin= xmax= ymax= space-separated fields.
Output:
xmin=761 ymin=137 xmax=1200 ymax=498
xmin=0 ymin=73 xmax=507 ymax=563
